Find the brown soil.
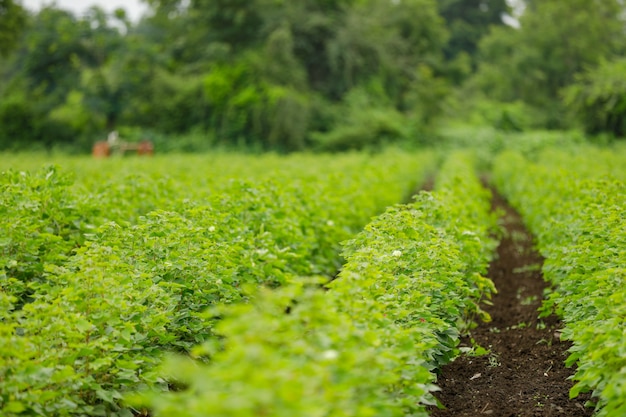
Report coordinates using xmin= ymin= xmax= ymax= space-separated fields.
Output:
xmin=428 ymin=191 xmax=594 ymax=417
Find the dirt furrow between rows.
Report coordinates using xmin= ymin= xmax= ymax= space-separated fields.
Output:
xmin=428 ymin=190 xmax=593 ymax=417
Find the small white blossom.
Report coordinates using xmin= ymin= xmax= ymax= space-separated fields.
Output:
xmin=321 ymin=350 xmax=339 ymax=360
xmin=392 ymin=250 xmax=402 ymax=257
xmin=327 ymin=220 xmax=335 ymax=227
xmin=208 ymin=226 xmax=216 ymax=232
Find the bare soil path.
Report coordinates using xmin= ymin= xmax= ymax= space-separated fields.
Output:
xmin=428 ymin=191 xmax=594 ymax=417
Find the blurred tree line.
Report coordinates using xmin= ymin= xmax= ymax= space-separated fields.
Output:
xmin=0 ymin=0 xmax=625 ymax=152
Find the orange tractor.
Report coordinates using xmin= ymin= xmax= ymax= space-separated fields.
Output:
xmin=92 ymin=131 xmax=154 ymax=158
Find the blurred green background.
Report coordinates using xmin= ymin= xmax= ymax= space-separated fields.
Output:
xmin=1 ymin=0 xmax=625 ymax=153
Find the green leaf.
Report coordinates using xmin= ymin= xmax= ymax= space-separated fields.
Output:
xmin=4 ymin=401 xmax=27 ymax=413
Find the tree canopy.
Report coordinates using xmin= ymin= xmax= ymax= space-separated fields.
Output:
xmin=472 ymin=0 xmax=626 ymax=128
xmin=0 ymin=0 xmax=27 ymax=56
xmin=1 ymin=0 xmax=625 ymax=152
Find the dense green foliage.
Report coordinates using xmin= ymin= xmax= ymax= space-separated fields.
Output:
xmin=563 ymin=58 xmax=626 ymax=138
xmin=0 ymin=151 xmax=434 ymax=416
xmin=0 ymin=0 xmax=26 ymax=56
xmin=0 ymin=0 xmax=626 ymax=152
xmin=3 ymin=135 xmax=626 ymax=416
xmin=132 ymin=151 xmax=497 ymax=416
xmin=494 ymin=150 xmax=626 ymax=416
xmin=433 ymin=127 xmax=588 ymax=171
xmin=1 ymin=0 xmax=459 ymax=152
xmin=463 ymin=0 xmax=626 ymax=133
xmin=3 ymin=0 xmax=626 ymax=409
xmin=438 ymin=0 xmax=509 ymax=78
xmin=533 ymin=144 xmax=626 ymax=181
xmin=8 ymin=0 xmax=626 ymax=150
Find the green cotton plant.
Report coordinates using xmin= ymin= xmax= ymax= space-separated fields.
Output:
xmin=71 ymin=152 xmax=434 ymax=352
xmin=0 ymin=166 xmax=95 ymax=303
xmin=0 ymin=237 xmax=175 ymax=416
xmin=535 ymin=145 xmax=626 ymax=181
xmin=1 ymin=151 xmax=436 ymax=416
xmin=337 ymin=151 xmax=497 ymax=365
xmin=493 ymin=150 xmax=626 ymax=416
xmin=433 ymin=153 xmax=500 ymax=279
xmin=131 ymin=151 xmax=498 ymax=416
xmin=130 ymin=281 xmax=438 ymax=417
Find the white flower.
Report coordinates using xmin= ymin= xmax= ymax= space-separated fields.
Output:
xmin=392 ymin=250 xmax=402 ymax=257
xmin=208 ymin=226 xmax=216 ymax=232
xmin=321 ymin=350 xmax=339 ymax=360
xmin=326 ymin=220 xmax=335 ymax=227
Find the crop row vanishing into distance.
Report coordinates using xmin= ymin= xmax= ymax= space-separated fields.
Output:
xmin=1 ymin=151 xmax=435 ymax=416
xmin=132 ymin=151 xmax=498 ymax=416
xmin=1 ymin=148 xmax=501 ymax=417
xmin=494 ymin=150 xmax=626 ymax=416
